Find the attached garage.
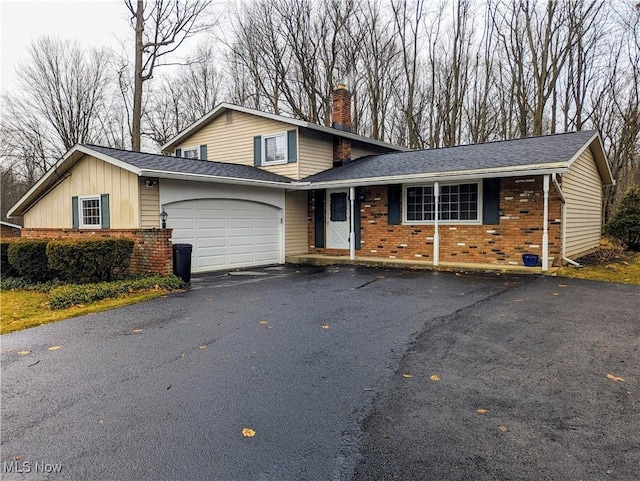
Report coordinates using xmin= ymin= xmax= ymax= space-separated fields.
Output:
xmin=165 ymin=198 xmax=282 ymax=273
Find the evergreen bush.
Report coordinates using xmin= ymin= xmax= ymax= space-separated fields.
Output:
xmin=7 ymin=239 xmax=55 ymax=281
xmin=46 ymin=238 xmax=134 ymax=283
xmin=605 ymin=186 xmax=640 ymax=250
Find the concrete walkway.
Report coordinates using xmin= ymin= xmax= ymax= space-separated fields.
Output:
xmin=287 ymin=254 xmax=557 ymax=275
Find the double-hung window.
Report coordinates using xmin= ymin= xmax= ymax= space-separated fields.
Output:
xmin=79 ymin=195 xmax=101 ymax=228
xmin=262 ymin=132 xmax=287 ymax=165
xmin=405 ymin=183 xmax=479 ymax=223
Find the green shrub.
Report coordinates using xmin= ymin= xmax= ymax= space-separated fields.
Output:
xmin=0 ymin=276 xmax=64 ymax=292
xmin=7 ymin=239 xmax=56 ymax=281
xmin=46 ymin=238 xmax=135 ymax=283
xmin=605 ymin=186 xmax=640 ymax=250
xmin=48 ymin=275 xmax=184 ymax=309
xmin=1 ymin=240 xmax=19 ymax=277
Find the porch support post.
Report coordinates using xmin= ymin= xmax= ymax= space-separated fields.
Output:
xmin=433 ymin=181 xmax=440 ymax=266
xmin=542 ymin=174 xmax=550 ymax=272
xmin=349 ymin=186 xmax=356 ymax=261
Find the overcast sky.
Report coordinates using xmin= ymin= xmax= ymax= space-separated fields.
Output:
xmin=0 ymin=0 xmax=132 ymax=92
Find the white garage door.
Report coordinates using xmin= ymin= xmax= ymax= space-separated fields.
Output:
xmin=165 ymin=199 xmax=281 ymax=273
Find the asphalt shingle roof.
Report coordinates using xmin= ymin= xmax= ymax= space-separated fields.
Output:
xmin=83 ymin=144 xmax=294 ymax=183
xmin=302 ymin=130 xmax=598 ymax=183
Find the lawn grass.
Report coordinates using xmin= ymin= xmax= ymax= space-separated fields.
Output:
xmin=0 ymin=289 xmax=167 ymax=335
xmin=557 ymin=251 xmax=640 ymax=285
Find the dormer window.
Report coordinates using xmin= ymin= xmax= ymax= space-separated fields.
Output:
xmin=262 ymin=132 xmax=287 ymax=165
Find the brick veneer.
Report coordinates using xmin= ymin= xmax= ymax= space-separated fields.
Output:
xmin=308 ymin=176 xmax=563 ymax=266
xmin=20 ymin=228 xmax=174 ymax=276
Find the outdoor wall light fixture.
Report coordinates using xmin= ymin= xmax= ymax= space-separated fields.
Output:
xmin=160 ymin=209 xmax=168 ymax=229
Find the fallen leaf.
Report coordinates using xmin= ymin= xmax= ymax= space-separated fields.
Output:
xmin=180 ymin=353 xmax=186 ymax=358
xmin=13 ymin=456 xmax=21 ymax=461
xmin=198 ymin=345 xmax=207 ymax=349
xmin=99 ymin=420 xmax=104 ymax=425
xmin=430 ymin=374 xmax=440 ymax=382
xmin=259 ymin=320 xmax=268 ymax=325
xmin=133 ymin=329 xmax=143 ymax=333
xmin=552 ymin=292 xmax=559 ymax=296
xmin=48 ymin=345 xmax=62 ymax=351
xmin=476 ymin=408 xmax=489 ymax=414
xmin=17 ymin=350 xmax=30 ymax=355
xmin=498 ymin=425 xmax=508 ymax=432
xmin=402 ymin=373 xmax=413 ymax=378
xmin=558 ymin=284 xmax=567 ymax=288
xmin=606 ymin=373 xmax=624 ymax=382
xmin=322 ymin=325 xmax=329 ymax=330
xmin=242 ymin=428 xmax=256 ymax=437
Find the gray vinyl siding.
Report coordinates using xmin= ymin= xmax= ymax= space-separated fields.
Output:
xmin=562 ymin=146 xmax=603 ymax=258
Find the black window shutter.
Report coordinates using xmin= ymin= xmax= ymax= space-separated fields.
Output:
xmin=254 ymin=136 xmax=262 ymax=166
xmin=72 ymin=196 xmax=79 ymax=228
xmin=199 ymin=145 xmax=207 ymax=160
xmin=175 ymin=148 xmax=182 ymax=158
xmin=388 ymin=184 xmax=402 ymax=225
xmin=354 ymin=187 xmax=362 ymax=250
xmin=100 ymin=194 xmax=110 ymax=229
xmin=482 ymin=178 xmax=500 ymax=225
xmin=314 ymin=190 xmax=325 ymax=248
xmin=287 ymin=130 xmax=297 ymax=163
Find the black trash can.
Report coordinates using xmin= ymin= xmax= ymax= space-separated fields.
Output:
xmin=173 ymin=243 xmax=193 ymax=283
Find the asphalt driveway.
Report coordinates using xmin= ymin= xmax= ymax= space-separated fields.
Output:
xmin=1 ymin=266 xmax=638 ymax=480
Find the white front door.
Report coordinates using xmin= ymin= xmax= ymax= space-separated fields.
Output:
xmin=326 ymin=189 xmax=350 ymax=249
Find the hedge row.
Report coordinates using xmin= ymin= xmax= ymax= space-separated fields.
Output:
xmin=1 ymin=238 xmax=134 ymax=283
xmin=0 ymin=240 xmax=19 ymax=277
xmin=47 ymin=239 xmax=133 ymax=283
xmin=48 ymin=275 xmax=185 ymax=309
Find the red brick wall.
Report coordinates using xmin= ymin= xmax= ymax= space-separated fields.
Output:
xmin=308 ymin=176 xmax=563 ymax=266
xmin=20 ymin=228 xmax=174 ymax=276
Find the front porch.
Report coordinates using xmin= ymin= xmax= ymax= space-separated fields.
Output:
xmin=286 ymin=254 xmax=557 ymax=275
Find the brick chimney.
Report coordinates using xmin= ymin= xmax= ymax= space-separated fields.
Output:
xmin=332 ymin=83 xmax=352 ymax=167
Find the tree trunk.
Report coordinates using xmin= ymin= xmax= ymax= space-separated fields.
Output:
xmin=132 ymin=0 xmax=144 ymax=152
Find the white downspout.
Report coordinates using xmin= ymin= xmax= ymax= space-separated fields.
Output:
xmin=542 ymin=174 xmax=550 ymax=272
xmin=433 ymin=182 xmax=440 ymax=266
xmin=552 ymin=173 xmax=582 ymax=267
xmin=349 ymin=186 xmax=355 ymax=261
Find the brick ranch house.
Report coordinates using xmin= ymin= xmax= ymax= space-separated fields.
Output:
xmin=8 ymin=86 xmax=613 ymax=275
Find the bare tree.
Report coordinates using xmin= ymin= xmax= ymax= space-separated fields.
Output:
xmin=125 ymin=0 xmax=213 ymax=151
xmin=391 ymin=0 xmax=426 ymax=149
xmin=0 ymin=37 xmax=113 ymax=182
xmin=145 ymin=44 xmax=225 ymax=146
xmin=0 ymin=165 xmax=28 ymax=223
